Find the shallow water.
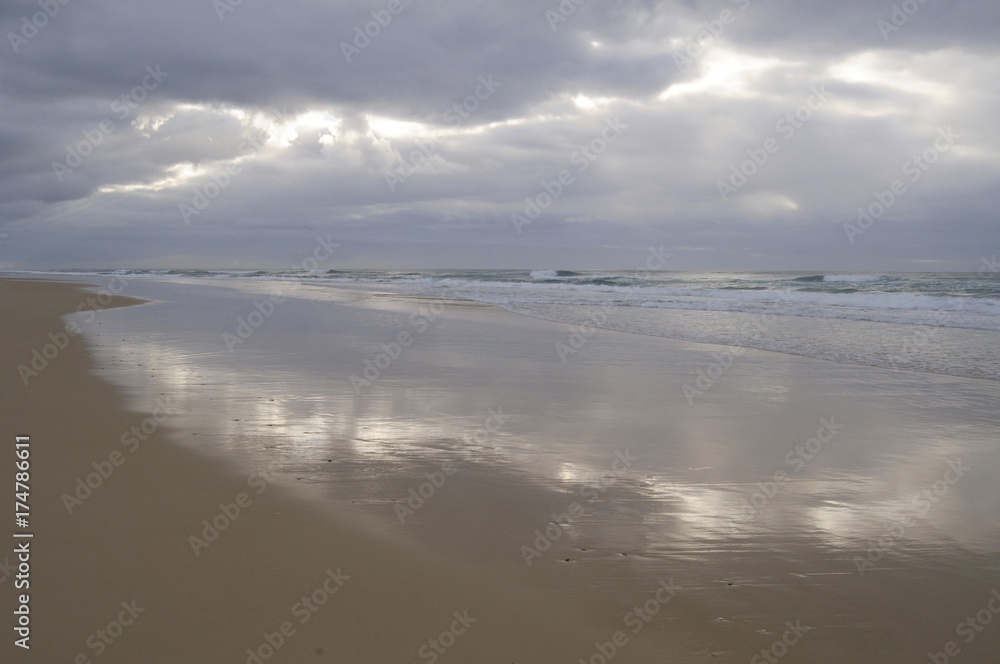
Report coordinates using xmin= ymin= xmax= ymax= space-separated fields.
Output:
xmin=19 ymin=268 xmax=1000 ymax=382
xmin=70 ymin=277 xmax=1000 ymax=662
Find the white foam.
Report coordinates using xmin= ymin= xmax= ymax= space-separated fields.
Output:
xmin=823 ymin=274 xmax=891 ymax=283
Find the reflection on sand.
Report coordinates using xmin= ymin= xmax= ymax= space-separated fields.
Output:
xmin=80 ymin=277 xmax=1000 ymax=662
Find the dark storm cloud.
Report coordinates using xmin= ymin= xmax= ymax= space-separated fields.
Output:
xmin=0 ymin=0 xmax=998 ymax=269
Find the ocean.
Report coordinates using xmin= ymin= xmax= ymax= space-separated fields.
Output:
xmin=10 ymin=268 xmax=1000 ymax=381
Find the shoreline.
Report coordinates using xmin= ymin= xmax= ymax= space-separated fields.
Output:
xmin=0 ymin=278 xmax=629 ymax=662
xmin=11 ymin=270 xmax=1000 ymax=385
xmin=4 ymin=276 xmax=999 ymax=662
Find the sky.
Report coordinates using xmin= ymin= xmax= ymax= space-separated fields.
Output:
xmin=1 ymin=0 xmax=998 ymax=271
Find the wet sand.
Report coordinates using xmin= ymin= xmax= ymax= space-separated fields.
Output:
xmin=0 ymin=279 xmax=642 ymax=662
xmin=3 ymin=277 xmax=1000 ymax=662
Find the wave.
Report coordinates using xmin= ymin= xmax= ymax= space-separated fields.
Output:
xmin=529 ymin=269 xmax=587 ymax=279
xmin=6 ymin=267 xmax=998 ymax=330
xmin=823 ymin=274 xmax=893 ymax=283
xmin=11 ymin=266 xmax=996 ymax=381
xmin=792 ymin=274 xmax=893 ymax=284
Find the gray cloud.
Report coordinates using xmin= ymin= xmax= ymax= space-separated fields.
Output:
xmin=1 ymin=0 xmax=998 ymax=270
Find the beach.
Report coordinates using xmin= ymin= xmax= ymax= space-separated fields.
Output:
xmin=0 ymin=279 xmax=628 ymax=662
xmin=3 ymin=276 xmax=999 ymax=663
xmin=5 ymin=0 xmax=997 ymax=659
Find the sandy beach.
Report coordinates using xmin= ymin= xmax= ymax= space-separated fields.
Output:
xmin=3 ymin=276 xmax=999 ymax=663
xmin=5 ymin=0 xmax=997 ymax=660
xmin=0 ymin=279 xmax=636 ymax=662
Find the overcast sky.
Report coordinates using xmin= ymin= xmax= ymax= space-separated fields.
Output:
xmin=1 ymin=0 xmax=998 ymax=271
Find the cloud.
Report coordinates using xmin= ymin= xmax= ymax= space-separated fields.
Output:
xmin=1 ymin=0 xmax=998 ymax=269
